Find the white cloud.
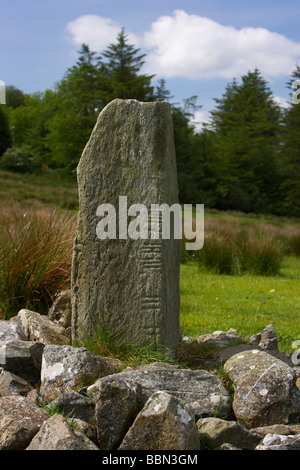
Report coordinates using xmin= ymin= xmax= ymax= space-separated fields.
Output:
xmin=273 ymin=95 xmax=290 ymax=109
xmin=65 ymin=15 xmax=140 ymax=52
xmin=65 ymin=11 xmax=300 ymax=83
xmin=142 ymin=10 xmax=300 ymax=80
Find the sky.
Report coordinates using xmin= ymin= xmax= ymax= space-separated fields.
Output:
xmin=1 ymin=0 xmax=300 ymax=127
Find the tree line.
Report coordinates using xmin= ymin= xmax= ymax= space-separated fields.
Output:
xmin=1 ymin=29 xmax=300 ymax=217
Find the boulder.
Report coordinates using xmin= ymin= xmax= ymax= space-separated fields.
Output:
xmin=249 ymin=324 xmax=278 ymax=351
xmin=1 ymin=340 xmax=44 ymax=383
xmin=48 ymin=290 xmax=72 ymax=329
xmin=224 ymin=349 xmax=300 ymax=428
xmin=26 ymin=414 xmax=99 ymax=450
xmin=197 ymin=417 xmax=261 ymax=450
xmin=119 ymin=391 xmax=200 ymax=450
xmin=18 ymin=309 xmax=70 ymax=345
xmin=256 ymin=433 xmax=300 ymax=450
xmin=0 ymin=395 xmax=48 ymax=450
xmin=0 ymin=318 xmax=27 ymax=344
xmin=49 ymin=390 xmax=96 ymax=425
xmin=88 ymin=362 xmax=232 ymax=420
xmin=40 ymin=345 xmax=116 ymax=401
xmin=95 ymin=376 xmax=141 ymax=449
xmin=0 ymin=367 xmax=33 ymax=397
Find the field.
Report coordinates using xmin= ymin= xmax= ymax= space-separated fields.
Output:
xmin=0 ymin=169 xmax=300 ymax=354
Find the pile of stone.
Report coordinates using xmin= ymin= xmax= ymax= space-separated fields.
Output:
xmin=1 ymin=296 xmax=300 ymax=450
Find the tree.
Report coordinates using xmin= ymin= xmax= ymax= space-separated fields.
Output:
xmin=0 ymin=107 xmax=12 ymax=156
xmin=100 ymin=28 xmax=155 ymax=103
xmin=5 ymin=86 xmax=25 ymax=108
xmin=279 ymin=65 xmax=300 ymax=216
xmin=210 ymin=69 xmax=282 ymax=213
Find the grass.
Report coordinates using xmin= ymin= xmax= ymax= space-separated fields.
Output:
xmin=0 ymin=205 xmax=77 ymax=319
xmin=0 ymin=169 xmax=300 ymax=358
xmin=0 ymin=169 xmax=78 ymax=211
xmin=179 ymin=256 xmax=300 ymax=353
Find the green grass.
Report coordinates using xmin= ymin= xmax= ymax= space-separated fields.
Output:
xmin=0 ymin=169 xmax=299 ymax=357
xmin=0 ymin=169 xmax=78 ymax=211
xmin=180 ymin=256 xmax=300 ymax=353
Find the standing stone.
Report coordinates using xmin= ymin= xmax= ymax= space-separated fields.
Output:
xmin=71 ymin=99 xmax=181 ymax=349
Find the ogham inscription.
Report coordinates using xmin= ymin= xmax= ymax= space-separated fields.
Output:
xmin=71 ymin=99 xmax=181 ymax=349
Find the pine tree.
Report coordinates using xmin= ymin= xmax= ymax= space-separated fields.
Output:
xmin=99 ymin=28 xmax=155 ymax=103
xmin=210 ymin=69 xmax=282 ymax=213
xmin=280 ymin=65 xmax=300 ymax=216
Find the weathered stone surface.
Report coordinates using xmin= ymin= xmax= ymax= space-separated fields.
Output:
xmin=224 ymin=349 xmax=300 ymax=428
xmin=249 ymin=423 xmax=300 ymax=439
xmin=195 ymin=329 xmax=243 ymax=349
xmin=88 ymin=362 xmax=232 ymax=420
xmin=67 ymin=418 xmax=97 ymax=444
xmin=119 ymin=391 xmax=200 ymax=450
xmin=249 ymin=324 xmax=278 ymax=351
xmin=256 ymin=433 xmax=300 ymax=450
xmin=26 ymin=414 xmax=99 ymax=450
xmin=95 ymin=376 xmax=141 ymax=449
xmin=0 ymin=367 xmax=33 ymax=397
xmin=1 ymin=340 xmax=44 ymax=383
xmin=49 ymin=390 xmax=95 ymax=424
xmin=197 ymin=417 xmax=261 ymax=450
xmin=0 ymin=318 xmax=27 ymax=344
xmin=18 ymin=309 xmax=70 ymax=345
xmin=40 ymin=345 xmax=116 ymax=401
xmin=71 ymin=98 xmax=181 ymax=350
xmin=0 ymin=396 xmax=47 ymax=450
xmin=48 ymin=290 xmax=72 ymax=329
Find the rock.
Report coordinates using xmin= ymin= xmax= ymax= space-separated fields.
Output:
xmin=224 ymin=349 xmax=300 ymax=428
xmin=196 ymin=417 xmax=261 ymax=450
xmin=256 ymin=433 xmax=300 ymax=450
xmin=88 ymin=362 xmax=232 ymax=420
xmin=0 ymin=367 xmax=33 ymax=397
xmin=40 ymin=345 xmax=116 ymax=401
xmin=1 ymin=340 xmax=44 ymax=383
xmin=119 ymin=391 xmax=200 ymax=450
xmin=18 ymin=309 xmax=70 ymax=345
xmin=26 ymin=414 xmax=99 ymax=450
xmin=195 ymin=330 xmax=243 ymax=349
xmin=49 ymin=390 xmax=95 ymax=424
xmin=0 ymin=318 xmax=27 ymax=344
xmin=48 ymin=290 xmax=72 ymax=329
xmin=249 ymin=423 xmax=300 ymax=439
xmin=95 ymin=376 xmax=141 ymax=449
xmin=215 ymin=442 xmax=242 ymax=450
xmin=249 ymin=324 xmax=278 ymax=351
xmin=0 ymin=395 xmax=48 ymax=450
xmin=67 ymin=418 xmax=97 ymax=444
xmin=71 ymin=98 xmax=181 ymax=350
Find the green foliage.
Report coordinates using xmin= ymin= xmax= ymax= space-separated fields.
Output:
xmin=0 ymin=145 xmax=42 ymax=173
xmin=210 ymin=69 xmax=282 ymax=214
xmin=279 ymin=65 xmax=300 ymax=216
xmin=0 ymin=107 xmax=12 ymax=156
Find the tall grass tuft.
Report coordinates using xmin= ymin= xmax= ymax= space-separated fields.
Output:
xmin=0 ymin=206 xmax=76 ymax=319
xmin=182 ymin=217 xmax=285 ymax=276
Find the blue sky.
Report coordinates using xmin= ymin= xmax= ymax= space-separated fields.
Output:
xmin=1 ymin=0 xmax=300 ymax=126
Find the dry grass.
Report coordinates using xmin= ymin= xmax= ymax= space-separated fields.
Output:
xmin=0 ymin=205 xmax=77 ymax=319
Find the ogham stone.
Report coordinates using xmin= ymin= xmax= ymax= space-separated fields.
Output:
xmin=71 ymin=99 xmax=181 ymax=349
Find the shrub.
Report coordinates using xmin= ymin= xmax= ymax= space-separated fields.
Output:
xmin=0 ymin=145 xmax=42 ymax=173
xmin=0 ymin=206 xmax=77 ymax=319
